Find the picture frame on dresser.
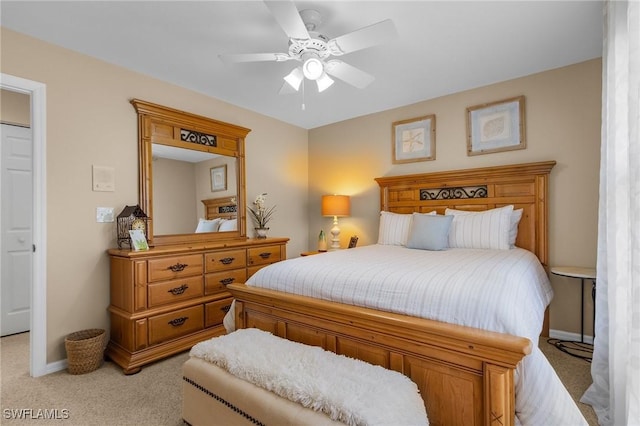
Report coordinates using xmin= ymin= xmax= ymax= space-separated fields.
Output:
xmin=466 ymin=95 xmax=526 ymax=156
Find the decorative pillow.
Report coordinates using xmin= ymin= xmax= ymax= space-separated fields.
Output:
xmin=218 ymin=218 xmax=237 ymax=232
xmin=445 ymin=205 xmax=514 ymax=250
xmin=195 ymin=218 xmax=221 ymax=233
xmin=377 ymin=211 xmax=436 ymax=246
xmin=406 ymin=213 xmax=454 ymax=251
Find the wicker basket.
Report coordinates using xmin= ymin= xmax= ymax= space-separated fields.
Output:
xmin=65 ymin=329 xmax=105 ymax=375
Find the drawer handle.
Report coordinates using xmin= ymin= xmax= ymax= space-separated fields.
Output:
xmin=168 ymin=317 xmax=188 ymax=327
xmin=167 ymin=284 xmax=188 ymax=295
xmin=219 ymin=277 xmax=235 ymax=286
xmin=220 ymin=305 xmax=231 ymax=313
xmin=259 ymin=252 xmax=271 ymax=259
xmin=167 ymin=262 xmax=188 ymax=272
xmin=219 ymin=257 xmax=235 ymax=265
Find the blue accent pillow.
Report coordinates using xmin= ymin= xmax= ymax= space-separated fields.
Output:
xmin=406 ymin=213 xmax=453 ymax=251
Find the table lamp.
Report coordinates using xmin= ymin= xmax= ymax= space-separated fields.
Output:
xmin=321 ymin=195 xmax=350 ymax=250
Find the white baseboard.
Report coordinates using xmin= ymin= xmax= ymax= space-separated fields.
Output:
xmin=45 ymin=359 xmax=67 ymax=375
xmin=549 ymin=329 xmax=593 ymax=345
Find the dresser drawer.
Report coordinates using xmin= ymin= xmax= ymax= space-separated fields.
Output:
xmin=148 ymin=305 xmax=204 ymax=346
xmin=148 ymin=276 xmax=204 ymax=308
xmin=205 ymin=298 xmax=233 ymax=328
xmin=247 ymin=245 xmax=282 ymax=267
xmin=205 ymin=249 xmax=247 ymax=272
xmin=148 ymin=254 xmax=203 ymax=282
xmin=205 ymin=269 xmax=247 ymax=295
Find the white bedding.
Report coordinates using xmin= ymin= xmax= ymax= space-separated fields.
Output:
xmin=228 ymin=245 xmax=587 ymax=425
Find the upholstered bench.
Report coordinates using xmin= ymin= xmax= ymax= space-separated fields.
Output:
xmin=182 ymin=328 xmax=428 ymax=426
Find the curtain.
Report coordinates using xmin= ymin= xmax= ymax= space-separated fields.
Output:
xmin=580 ymin=1 xmax=640 ymax=425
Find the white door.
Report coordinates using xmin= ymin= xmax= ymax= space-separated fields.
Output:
xmin=1 ymin=123 xmax=33 ymax=336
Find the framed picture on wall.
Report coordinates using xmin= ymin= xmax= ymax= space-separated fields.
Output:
xmin=210 ymin=165 xmax=227 ymax=192
xmin=392 ymin=115 xmax=436 ymax=164
xmin=466 ymin=96 xmax=526 ymax=156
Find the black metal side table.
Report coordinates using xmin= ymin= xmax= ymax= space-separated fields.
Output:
xmin=548 ymin=266 xmax=596 ymax=362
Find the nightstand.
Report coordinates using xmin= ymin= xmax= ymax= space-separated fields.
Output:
xmin=549 ymin=266 xmax=596 ymax=361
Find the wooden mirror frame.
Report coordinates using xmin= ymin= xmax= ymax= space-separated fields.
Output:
xmin=132 ymin=99 xmax=250 ymax=246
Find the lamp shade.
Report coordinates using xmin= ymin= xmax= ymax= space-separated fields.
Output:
xmin=321 ymin=195 xmax=350 ymax=217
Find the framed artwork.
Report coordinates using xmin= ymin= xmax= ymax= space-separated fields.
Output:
xmin=392 ymin=115 xmax=436 ymax=164
xmin=210 ymin=165 xmax=227 ymax=192
xmin=348 ymin=235 xmax=359 ymax=249
xmin=466 ymin=96 xmax=526 ymax=156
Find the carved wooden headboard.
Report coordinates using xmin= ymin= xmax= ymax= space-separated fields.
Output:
xmin=202 ymin=196 xmax=237 ymax=221
xmin=375 ymin=161 xmax=556 ymax=267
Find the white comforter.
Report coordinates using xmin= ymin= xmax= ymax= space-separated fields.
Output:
xmin=234 ymin=245 xmax=587 ymax=425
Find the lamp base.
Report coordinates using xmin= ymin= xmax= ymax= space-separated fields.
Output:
xmin=330 ymin=217 xmax=340 ymax=250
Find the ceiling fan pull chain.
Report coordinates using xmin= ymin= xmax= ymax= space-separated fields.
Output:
xmin=302 ymin=78 xmax=306 ymax=111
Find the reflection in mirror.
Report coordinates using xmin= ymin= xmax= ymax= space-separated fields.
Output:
xmin=152 ymin=143 xmax=238 ymax=236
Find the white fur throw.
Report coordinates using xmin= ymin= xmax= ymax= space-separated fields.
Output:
xmin=190 ymin=328 xmax=429 ymax=426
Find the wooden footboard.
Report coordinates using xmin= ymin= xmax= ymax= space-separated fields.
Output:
xmin=228 ymin=283 xmax=531 ymax=426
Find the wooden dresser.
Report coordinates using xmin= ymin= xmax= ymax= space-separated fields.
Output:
xmin=106 ymin=237 xmax=288 ymax=374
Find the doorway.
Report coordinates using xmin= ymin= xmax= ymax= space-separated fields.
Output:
xmin=0 ymin=73 xmax=47 ymax=377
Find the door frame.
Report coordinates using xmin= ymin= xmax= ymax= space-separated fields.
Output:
xmin=1 ymin=73 xmax=47 ymax=377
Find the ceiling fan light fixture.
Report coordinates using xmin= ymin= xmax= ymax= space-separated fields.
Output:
xmin=283 ymin=67 xmax=303 ymax=91
xmin=302 ymin=57 xmax=324 ymax=80
xmin=316 ymin=73 xmax=334 ymax=92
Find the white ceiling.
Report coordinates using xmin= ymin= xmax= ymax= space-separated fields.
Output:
xmin=1 ymin=1 xmax=603 ymax=129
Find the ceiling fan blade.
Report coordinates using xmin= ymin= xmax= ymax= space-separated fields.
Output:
xmin=264 ymin=0 xmax=310 ymax=40
xmin=219 ymin=52 xmax=291 ymax=63
xmin=327 ymin=19 xmax=397 ymax=56
xmin=325 ymin=60 xmax=375 ymax=89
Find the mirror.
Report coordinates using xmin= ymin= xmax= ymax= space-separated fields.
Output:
xmin=151 ymin=144 xmax=237 ymax=235
xmin=133 ymin=99 xmax=250 ymax=246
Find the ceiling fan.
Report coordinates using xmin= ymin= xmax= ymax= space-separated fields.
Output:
xmin=219 ymin=0 xmax=398 ymax=94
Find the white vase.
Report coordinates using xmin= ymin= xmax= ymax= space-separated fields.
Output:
xmin=255 ymin=227 xmax=269 ymax=239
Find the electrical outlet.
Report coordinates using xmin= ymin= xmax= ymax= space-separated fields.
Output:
xmin=97 ymin=207 xmax=114 ymax=223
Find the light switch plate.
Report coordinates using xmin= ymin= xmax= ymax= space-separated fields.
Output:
xmin=97 ymin=207 xmax=114 ymax=223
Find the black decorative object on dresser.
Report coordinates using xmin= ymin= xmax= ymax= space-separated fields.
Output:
xmin=116 ymin=205 xmax=149 ymax=249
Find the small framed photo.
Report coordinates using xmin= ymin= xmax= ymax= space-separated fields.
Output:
xmin=392 ymin=115 xmax=436 ymax=164
xmin=348 ymin=235 xmax=359 ymax=249
xmin=210 ymin=165 xmax=227 ymax=192
xmin=129 ymin=229 xmax=149 ymax=251
xmin=466 ymin=96 xmax=525 ymax=156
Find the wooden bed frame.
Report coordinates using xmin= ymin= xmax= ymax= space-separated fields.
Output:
xmin=202 ymin=196 xmax=237 ymax=221
xmin=228 ymin=161 xmax=556 ymax=426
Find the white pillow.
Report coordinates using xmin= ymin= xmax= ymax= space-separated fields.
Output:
xmin=378 ymin=211 xmax=412 ymax=246
xmin=445 ymin=205 xmax=514 ymax=250
xmin=195 ymin=218 xmax=221 ymax=233
xmin=377 ymin=211 xmax=436 ymax=246
xmin=218 ymin=218 xmax=237 ymax=232
xmin=509 ymin=208 xmax=523 ymax=248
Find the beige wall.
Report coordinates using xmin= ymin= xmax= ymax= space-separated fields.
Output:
xmin=1 ymin=28 xmax=309 ymax=363
xmin=1 ymin=88 xmax=30 ymax=126
xmin=308 ymin=59 xmax=602 ymax=337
